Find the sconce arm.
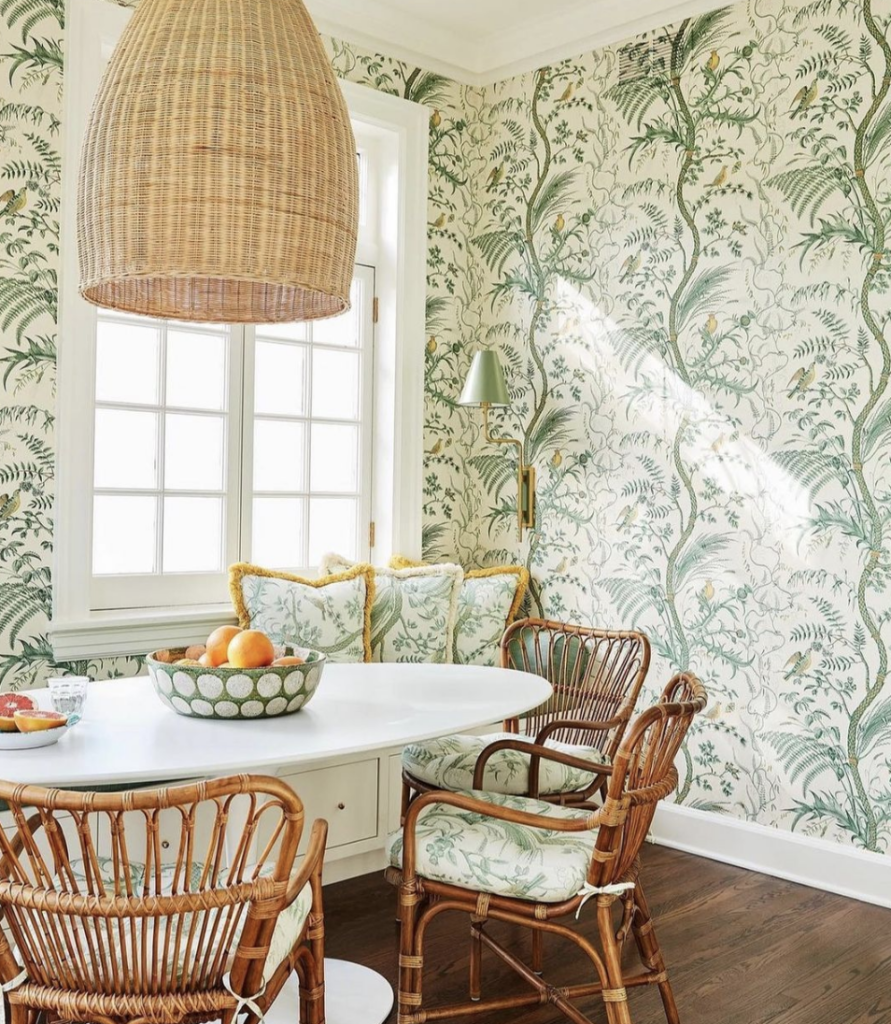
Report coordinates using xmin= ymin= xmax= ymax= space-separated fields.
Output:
xmin=481 ymin=402 xmax=524 ymax=459
xmin=480 ymin=403 xmax=535 ymax=539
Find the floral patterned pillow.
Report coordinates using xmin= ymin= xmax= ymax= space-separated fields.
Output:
xmin=390 ymin=557 xmax=528 ymax=666
xmin=229 ymin=563 xmax=374 ymax=663
xmin=320 ymin=554 xmax=463 ymax=664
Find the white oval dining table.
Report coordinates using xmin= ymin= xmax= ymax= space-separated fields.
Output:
xmin=0 ymin=662 xmax=551 ymax=1024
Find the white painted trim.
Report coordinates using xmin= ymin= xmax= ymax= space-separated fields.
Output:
xmin=651 ymin=802 xmax=891 ymax=909
xmin=51 ymin=605 xmax=237 ymax=660
xmin=340 ymin=81 xmax=428 ymax=564
xmin=56 ymin=0 xmax=131 ymax=627
xmin=310 ymin=0 xmax=732 ymax=86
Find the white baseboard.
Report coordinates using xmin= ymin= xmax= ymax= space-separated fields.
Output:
xmin=650 ymin=803 xmax=891 ymax=909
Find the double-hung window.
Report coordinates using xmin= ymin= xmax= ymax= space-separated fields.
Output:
xmin=89 ymin=269 xmax=375 ymax=612
xmin=54 ymin=0 xmax=428 ymax=658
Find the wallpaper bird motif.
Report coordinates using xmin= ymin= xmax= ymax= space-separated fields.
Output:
xmin=1 ymin=0 xmax=890 ymax=855
xmin=462 ymin=0 xmax=891 ymax=854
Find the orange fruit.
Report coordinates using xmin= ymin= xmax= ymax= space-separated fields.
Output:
xmin=14 ymin=709 xmax=68 ymax=732
xmin=175 ymin=658 xmax=202 ymax=666
xmin=185 ymin=644 xmax=207 ymax=661
xmin=227 ymin=630 xmax=275 ymax=669
xmin=0 ymin=693 xmax=36 ymax=732
xmin=218 ymin=662 xmax=232 ymax=668
xmin=272 ymin=656 xmax=305 ymax=666
xmin=198 ymin=652 xmax=214 ymax=668
xmin=206 ymin=625 xmax=242 ymax=667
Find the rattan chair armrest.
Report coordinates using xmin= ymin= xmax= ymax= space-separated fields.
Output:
xmin=534 ymin=716 xmax=626 ymax=745
xmin=284 ymin=819 xmax=328 ymax=906
xmin=472 ymin=738 xmax=613 ymax=792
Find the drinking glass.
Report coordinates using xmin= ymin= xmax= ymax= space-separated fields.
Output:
xmin=48 ymin=676 xmax=90 ymax=725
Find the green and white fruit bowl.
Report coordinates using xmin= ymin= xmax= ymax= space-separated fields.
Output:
xmin=146 ymin=646 xmax=325 ymax=720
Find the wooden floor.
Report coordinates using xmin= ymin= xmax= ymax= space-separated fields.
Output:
xmin=322 ymin=845 xmax=891 ymax=1024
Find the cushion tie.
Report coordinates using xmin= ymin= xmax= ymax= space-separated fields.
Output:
xmin=575 ymin=881 xmax=635 ymax=919
xmin=223 ymin=972 xmax=267 ymax=1022
xmin=0 ymin=970 xmax=28 ymax=1024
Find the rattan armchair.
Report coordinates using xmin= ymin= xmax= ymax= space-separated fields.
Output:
xmin=0 ymin=774 xmax=328 ymax=1024
xmin=401 ymin=619 xmax=651 ymax=811
xmin=387 ymin=673 xmax=707 ymax=1024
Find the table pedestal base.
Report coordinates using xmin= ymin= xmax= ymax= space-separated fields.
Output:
xmin=266 ymin=959 xmax=394 ymax=1024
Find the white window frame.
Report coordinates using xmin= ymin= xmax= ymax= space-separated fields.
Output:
xmin=89 ymin=314 xmax=243 ymax=610
xmin=241 ymin=263 xmax=377 ymax=581
xmin=53 ymin=0 xmax=427 ymax=659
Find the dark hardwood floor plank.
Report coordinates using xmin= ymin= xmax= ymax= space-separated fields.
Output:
xmin=321 ymin=846 xmax=891 ymax=1024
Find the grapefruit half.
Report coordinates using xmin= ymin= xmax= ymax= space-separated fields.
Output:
xmin=0 ymin=692 xmax=37 ymax=732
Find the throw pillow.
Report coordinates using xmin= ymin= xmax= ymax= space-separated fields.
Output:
xmin=390 ymin=556 xmax=528 ymax=666
xmin=229 ymin=563 xmax=374 ymax=663
xmin=319 ymin=553 xmax=462 ymax=664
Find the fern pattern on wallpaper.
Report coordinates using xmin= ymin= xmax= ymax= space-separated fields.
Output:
xmin=333 ymin=0 xmax=891 ymax=852
xmin=2 ymin=0 xmax=891 ymax=853
xmin=457 ymin=0 xmax=891 ymax=853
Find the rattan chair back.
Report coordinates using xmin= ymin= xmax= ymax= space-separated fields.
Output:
xmin=500 ymin=618 xmax=651 ymax=754
xmin=592 ymin=672 xmax=707 ymax=885
xmin=0 ymin=775 xmax=304 ymax=1017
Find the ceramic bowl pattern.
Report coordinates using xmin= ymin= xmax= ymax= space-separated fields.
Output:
xmin=146 ymin=646 xmax=325 ymax=720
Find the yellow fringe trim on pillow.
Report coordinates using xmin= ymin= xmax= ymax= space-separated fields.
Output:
xmin=228 ymin=562 xmax=376 ymax=662
xmin=388 ymin=555 xmax=423 ymax=570
xmin=466 ymin=565 xmax=530 ymax=626
xmin=389 ymin=557 xmax=529 ymax=627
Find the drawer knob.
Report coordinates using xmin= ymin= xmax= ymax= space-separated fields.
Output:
xmin=337 ymin=802 xmax=346 ymax=811
xmin=161 ymin=840 xmax=170 ymax=850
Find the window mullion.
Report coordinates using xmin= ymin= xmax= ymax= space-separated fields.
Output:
xmin=238 ymin=323 xmax=255 ymax=564
xmin=304 ymin=328 xmax=314 ymax=569
xmin=155 ymin=321 xmax=168 ymax=574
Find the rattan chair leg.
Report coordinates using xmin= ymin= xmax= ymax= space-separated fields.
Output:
xmin=632 ymin=881 xmax=679 ymax=1024
xmin=597 ymin=897 xmax=633 ymax=1024
xmin=398 ymin=882 xmax=424 ymax=1023
xmin=469 ymin=922 xmax=482 ymax=1001
xmin=531 ymin=928 xmax=544 ymax=974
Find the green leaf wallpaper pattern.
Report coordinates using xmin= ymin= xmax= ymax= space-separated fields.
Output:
xmin=2 ymin=0 xmax=891 ymax=854
xmin=455 ymin=0 xmax=891 ymax=854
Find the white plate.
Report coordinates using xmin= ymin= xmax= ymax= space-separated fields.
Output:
xmin=0 ymin=727 xmax=69 ymax=751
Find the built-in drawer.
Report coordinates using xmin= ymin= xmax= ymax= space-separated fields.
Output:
xmin=278 ymin=759 xmax=379 ymax=853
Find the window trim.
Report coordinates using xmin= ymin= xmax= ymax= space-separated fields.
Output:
xmin=53 ymin=0 xmax=428 ymax=659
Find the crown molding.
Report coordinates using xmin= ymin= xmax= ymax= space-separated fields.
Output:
xmin=309 ymin=0 xmax=733 ymax=87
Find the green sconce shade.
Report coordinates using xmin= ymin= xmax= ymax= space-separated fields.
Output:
xmin=459 ymin=350 xmax=510 ymax=406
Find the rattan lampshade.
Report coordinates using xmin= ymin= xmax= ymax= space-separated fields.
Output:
xmin=78 ymin=0 xmax=359 ymax=324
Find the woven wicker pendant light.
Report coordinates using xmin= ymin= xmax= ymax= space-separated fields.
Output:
xmin=78 ymin=0 xmax=358 ymax=324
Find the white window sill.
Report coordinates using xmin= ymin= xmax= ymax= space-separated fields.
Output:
xmin=50 ymin=605 xmax=238 ymax=661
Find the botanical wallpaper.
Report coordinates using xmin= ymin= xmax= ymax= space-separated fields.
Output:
xmin=2 ymin=0 xmax=891 ymax=856
xmin=330 ymin=0 xmax=891 ymax=855
xmin=464 ymin=0 xmax=891 ymax=855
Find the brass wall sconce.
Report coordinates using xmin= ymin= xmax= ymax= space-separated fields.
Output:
xmin=459 ymin=350 xmax=535 ymax=539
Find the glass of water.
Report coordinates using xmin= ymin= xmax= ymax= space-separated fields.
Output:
xmin=48 ymin=676 xmax=90 ymax=725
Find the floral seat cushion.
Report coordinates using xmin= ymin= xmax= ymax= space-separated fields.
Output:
xmin=68 ymin=858 xmax=312 ymax=983
xmin=386 ymin=790 xmax=597 ymax=902
xmin=402 ymin=731 xmax=606 ymax=796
